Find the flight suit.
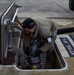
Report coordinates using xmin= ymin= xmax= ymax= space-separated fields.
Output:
xmin=17 ymin=18 xmax=57 ymax=68
xmin=23 ymin=18 xmax=57 ymax=53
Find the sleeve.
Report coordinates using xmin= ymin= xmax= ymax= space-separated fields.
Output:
xmin=39 ymin=21 xmax=57 ymax=53
xmin=40 ymin=43 xmax=52 ymax=53
xmin=51 ymin=22 xmax=57 ymax=43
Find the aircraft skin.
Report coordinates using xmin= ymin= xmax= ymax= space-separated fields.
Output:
xmin=0 ymin=2 xmax=74 ymax=75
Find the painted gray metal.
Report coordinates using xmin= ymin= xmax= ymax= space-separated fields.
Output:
xmin=0 ymin=2 xmax=18 ymax=64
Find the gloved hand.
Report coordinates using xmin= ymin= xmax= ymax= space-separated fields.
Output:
xmin=36 ymin=49 xmax=42 ymax=56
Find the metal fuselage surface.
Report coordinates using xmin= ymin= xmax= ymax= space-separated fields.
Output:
xmin=0 ymin=1 xmax=74 ymax=75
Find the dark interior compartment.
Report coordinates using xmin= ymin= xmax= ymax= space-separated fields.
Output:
xmin=3 ymin=51 xmax=15 ymax=65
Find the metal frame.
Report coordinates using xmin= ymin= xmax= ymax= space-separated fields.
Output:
xmin=0 ymin=2 xmax=19 ymax=64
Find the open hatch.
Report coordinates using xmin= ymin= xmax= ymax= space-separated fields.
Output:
xmin=0 ymin=1 xmax=67 ymax=71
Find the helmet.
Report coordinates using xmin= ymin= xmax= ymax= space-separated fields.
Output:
xmin=22 ymin=18 xmax=36 ymax=29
